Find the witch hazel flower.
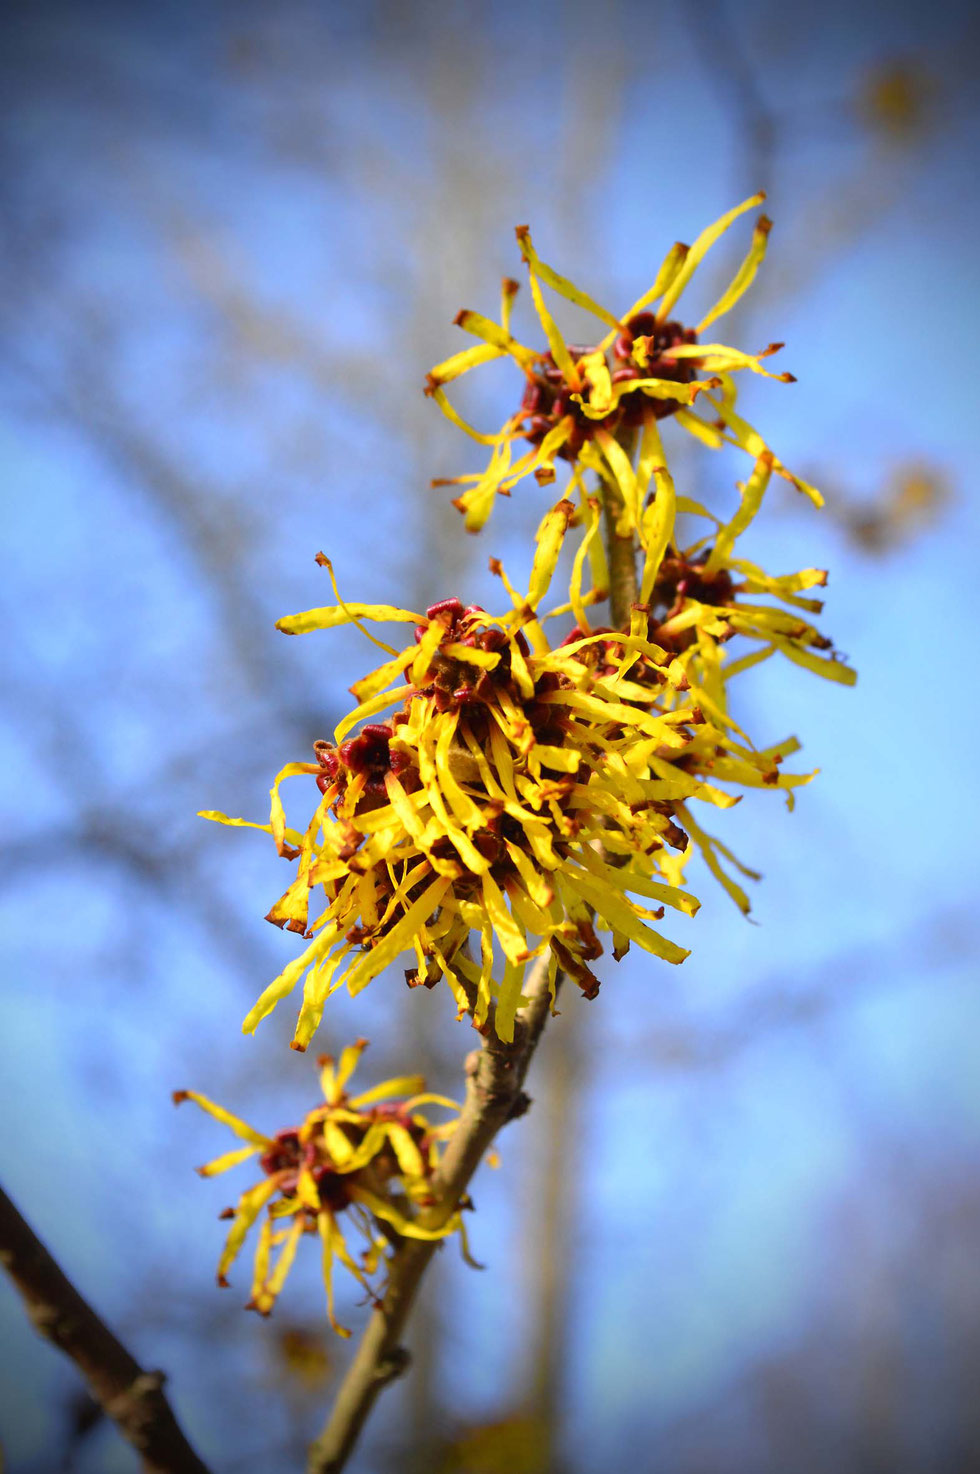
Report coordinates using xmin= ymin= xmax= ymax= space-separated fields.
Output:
xmin=426 ymin=194 xmax=818 ymax=535
xmin=174 ymin=1041 xmax=465 ymax=1336
xmin=201 ymin=464 xmax=850 ymax=1052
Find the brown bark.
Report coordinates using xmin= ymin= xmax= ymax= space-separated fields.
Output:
xmin=0 ymin=1184 xmax=210 ymax=1474
xmin=307 ymin=958 xmax=560 ymax=1474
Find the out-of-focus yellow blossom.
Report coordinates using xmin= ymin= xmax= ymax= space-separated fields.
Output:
xmin=202 ymin=476 xmax=851 ymax=1050
xmin=859 ymin=59 xmax=935 ymax=141
xmin=426 ymin=195 xmax=820 ymax=534
xmin=436 ymin=1413 xmax=550 ymax=1474
xmin=174 ymin=1040 xmax=462 ymax=1336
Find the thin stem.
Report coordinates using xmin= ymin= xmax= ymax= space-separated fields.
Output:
xmin=0 ymin=1183 xmax=210 ymax=1474
xmin=307 ymin=959 xmax=560 ymax=1474
xmin=600 ymin=425 xmax=639 ymax=627
xmin=523 ymin=1000 xmax=581 ymax=1474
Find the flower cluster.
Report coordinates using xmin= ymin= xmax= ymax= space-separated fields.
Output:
xmin=174 ymin=1041 xmax=462 ymax=1334
xmin=204 ymin=445 xmax=851 ymax=1051
xmin=188 ymin=201 xmax=855 ymax=1338
xmin=425 ymin=195 xmax=819 ymax=534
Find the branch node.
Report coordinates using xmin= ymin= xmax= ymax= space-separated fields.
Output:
xmin=106 ymin=1369 xmax=167 ymax=1414
xmin=376 ymin=1346 xmax=411 ymax=1385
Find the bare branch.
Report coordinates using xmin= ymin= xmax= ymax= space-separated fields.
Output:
xmin=0 ymin=1183 xmax=210 ymax=1474
xmin=684 ymin=2 xmax=777 ymax=197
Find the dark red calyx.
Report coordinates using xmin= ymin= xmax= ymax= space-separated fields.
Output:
xmin=338 ymin=723 xmax=396 ymax=797
xmin=479 ymin=628 xmax=508 ymax=654
xmin=313 ymin=1165 xmax=352 ymax=1212
xmin=259 ymin=1128 xmax=302 ymax=1176
xmin=426 ymin=597 xmax=465 ymax=623
xmin=612 ymin=315 xmax=700 ymax=424
xmin=654 ymin=553 xmax=734 ymax=615
xmin=519 ymin=348 xmax=609 ymax=455
xmin=370 ymin=1101 xmax=415 ymax=1128
xmin=613 ymin=313 xmax=697 ymax=364
xmin=313 ymin=740 xmax=341 ymax=794
xmin=560 ymin=623 xmax=612 ymax=647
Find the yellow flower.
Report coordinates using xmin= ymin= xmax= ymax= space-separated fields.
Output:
xmin=578 ymin=445 xmax=856 ymax=909
xmin=426 ymin=195 xmax=821 ymax=534
xmin=201 ymin=480 xmax=850 ymax=1050
xmin=174 ymin=1040 xmax=462 ymax=1336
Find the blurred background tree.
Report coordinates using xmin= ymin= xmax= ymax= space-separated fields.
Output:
xmin=1 ymin=1 xmax=977 ymax=1471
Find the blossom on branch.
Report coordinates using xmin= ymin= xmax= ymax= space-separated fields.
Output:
xmin=202 ymin=467 xmax=850 ymax=1050
xmin=426 ymin=194 xmax=820 ymax=533
xmin=174 ymin=1040 xmax=462 ymax=1336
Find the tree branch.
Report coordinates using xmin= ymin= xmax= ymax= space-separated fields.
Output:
xmin=600 ymin=426 xmax=638 ymax=627
xmin=307 ymin=958 xmax=560 ymax=1474
xmin=684 ymin=1 xmax=776 ymax=199
xmin=0 ymin=1183 xmax=210 ymax=1474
